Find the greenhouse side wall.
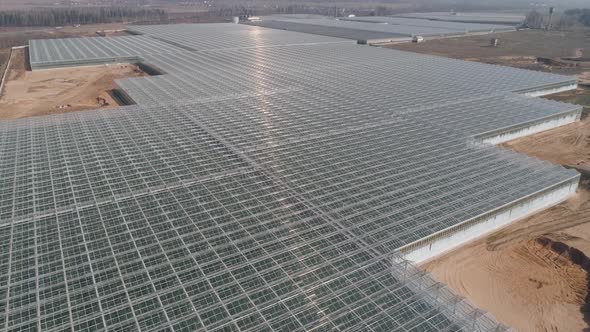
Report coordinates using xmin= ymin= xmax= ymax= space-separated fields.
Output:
xmin=477 ymin=110 xmax=582 ymax=145
xmin=30 ymin=56 xmax=140 ymax=71
xmin=399 ymin=176 xmax=580 ymax=264
xmin=522 ymin=83 xmax=578 ymax=97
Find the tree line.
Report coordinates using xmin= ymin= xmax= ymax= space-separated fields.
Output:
xmin=564 ymin=8 xmax=590 ymax=27
xmin=523 ymin=8 xmax=590 ymax=30
xmin=0 ymin=7 xmax=168 ymax=27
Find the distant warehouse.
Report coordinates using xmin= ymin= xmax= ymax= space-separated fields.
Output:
xmin=246 ymin=14 xmax=517 ymax=44
xmin=394 ymin=12 xmax=526 ymax=25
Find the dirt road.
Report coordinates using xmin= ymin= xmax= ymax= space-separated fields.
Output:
xmin=0 ymin=48 xmax=146 ymax=120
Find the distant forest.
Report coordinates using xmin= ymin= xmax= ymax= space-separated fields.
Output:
xmin=0 ymin=7 xmax=168 ymax=27
xmin=565 ymin=8 xmax=590 ymax=26
xmin=1 ymin=3 xmax=589 ymax=28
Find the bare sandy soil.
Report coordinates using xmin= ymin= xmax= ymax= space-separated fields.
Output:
xmin=96 ymin=30 xmax=131 ymax=37
xmin=0 ymin=23 xmax=127 ymax=34
xmin=388 ymin=29 xmax=590 ymax=75
xmin=0 ymin=48 xmax=146 ymax=120
xmin=424 ymin=185 xmax=590 ymax=331
xmin=388 ymin=29 xmax=590 ymax=331
xmin=0 ymin=23 xmax=129 ymax=49
xmin=424 ymin=112 xmax=590 ymax=331
xmin=502 ymin=114 xmax=590 ymax=171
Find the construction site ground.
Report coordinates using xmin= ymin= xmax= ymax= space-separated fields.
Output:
xmin=0 ymin=47 xmax=146 ymax=120
xmin=0 ymin=23 xmax=128 ymax=49
xmin=388 ymin=29 xmax=590 ymax=330
xmin=423 ymin=89 xmax=590 ymax=331
xmin=387 ymin=29 xmax=590 ymax=76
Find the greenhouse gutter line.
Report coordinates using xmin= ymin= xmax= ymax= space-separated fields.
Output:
xmin=188 ymin=113 xmax=385 ymax=259
xmin=6 ymin=165 xmax=256 ymax=226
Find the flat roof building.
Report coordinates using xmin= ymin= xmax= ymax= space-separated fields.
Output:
xmin=246 ymin=15 xmax=516 ymax=44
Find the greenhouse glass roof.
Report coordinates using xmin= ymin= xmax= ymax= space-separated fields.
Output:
xmin=393 ymin=12 xmax=525 ymax=25
xmin=247 ymin=15 xmax=515 ymax=41
xmin=3 ymin=23 xmax=581 ymax=331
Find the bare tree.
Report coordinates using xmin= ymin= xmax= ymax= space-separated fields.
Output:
xmin=554 ymin=15 xmax=575 ymax=30
xmin=375 ymin=6 xmax=387 ymax=17
xmin=565 ymin=8 xmax=590 ymax=27
xmin=0 ymin=7 xmax=168 ymax=27
xmin=524 ymin=10 xmax=544 ymax=29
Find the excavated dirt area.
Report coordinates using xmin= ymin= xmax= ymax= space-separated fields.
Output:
xmin=502 ymin=115 xmax=590 ymax=172
xmin=424 ymin=185 xmax=590 ymax=331
xmin=0 ymin=48 xmax=146 ymax=120
xmin=424 ymin=109 xmax=590 ymax=331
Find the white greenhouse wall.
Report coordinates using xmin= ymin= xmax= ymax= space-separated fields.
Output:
xmin=478 ymin=111 xmax=581 ymax=145
xmin=400 ymin=177 xmax=579 ymax=264
xmin=522 ymin=83 xmax=578 ymax=97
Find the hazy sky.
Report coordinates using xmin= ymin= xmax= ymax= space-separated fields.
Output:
xmin=3 ymin=0 xmax=589 ymax=11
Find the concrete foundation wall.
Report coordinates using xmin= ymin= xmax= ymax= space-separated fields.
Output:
xmin=399 ymin=176 xmax=580 ymax=264
xmin=478 ymin=111 xmax=581 ymax=145
xmin=31 ymin=56 xmax=140 ymax=71
xmin=522 ymin=83 xmax=578 ymax=97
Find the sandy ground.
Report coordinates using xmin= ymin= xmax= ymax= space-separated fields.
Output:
xmin=0 ymin=48 xmax=146 ymax=120
xmin=0 ymin=23 xmax=127 ymax=34
xmin=0 ymin=23 xmax=129 ymax=49
xmin=96 ymin=30 xmax=131 ymax=37
xmin=424 ymin=111 xmax=590 ymax=331
xmin=424 ymin=186 xmax=590 ymax=331
xmin=502 ymin=115 xmax=590 ymax=171
xmin=388 ymin=29 xmax=590 ymax=75
xmin=387 ymin=28 xmax=590 ymax=330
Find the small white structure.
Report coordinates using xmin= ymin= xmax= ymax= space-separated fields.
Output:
xmin=412 ymin=35 xmax=424 ymax=43
xmin=232 ymin=16 xmax=239 ymax=24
